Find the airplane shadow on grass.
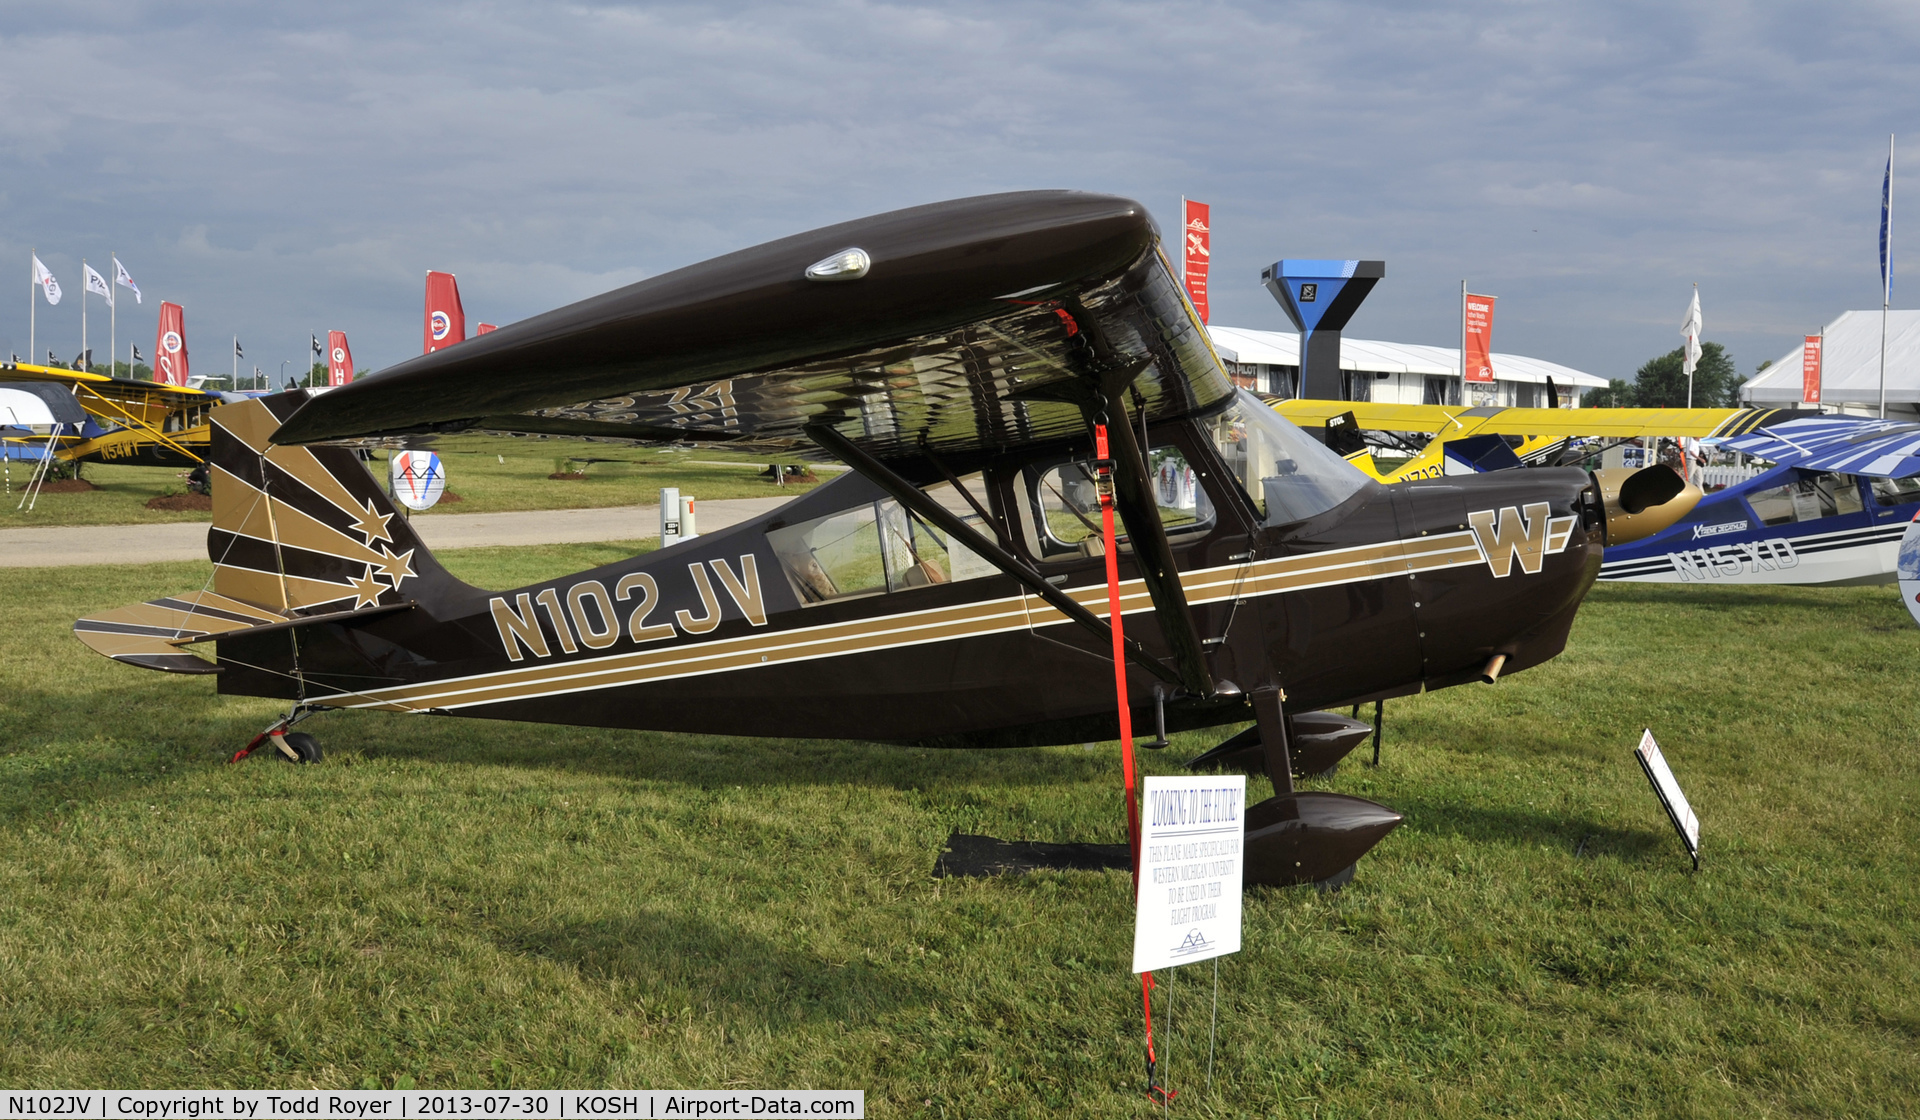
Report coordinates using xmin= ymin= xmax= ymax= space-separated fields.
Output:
xmin=493 ymin=909 xmax=929 ymax=1029
xmin=1383 ymin=789 xmax=1668 ymax=865
xmin=323 ymin=707 xmax=1225 ymax=794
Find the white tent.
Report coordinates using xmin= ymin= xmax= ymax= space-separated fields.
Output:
xmin=1741 ymin=309 xmax=1920 ymax=408
xmin=1207 ymin=325 xmax=1607 ymax=406
xmin=0 ymin=387 xmax=66 ymax=429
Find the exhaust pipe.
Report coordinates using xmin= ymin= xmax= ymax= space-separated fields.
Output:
xmin=1480 ymin=653 xmax=1507 ymax=684
xmin=1589 ymin=465 xmax=1703 ymax=545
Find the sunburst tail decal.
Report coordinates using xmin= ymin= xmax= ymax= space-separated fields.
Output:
xmin=206 ymin=393 xmax=465 ymax=614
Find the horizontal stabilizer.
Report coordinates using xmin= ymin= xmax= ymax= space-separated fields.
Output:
xmin=72 ymin=591 xmax=287 ymax=674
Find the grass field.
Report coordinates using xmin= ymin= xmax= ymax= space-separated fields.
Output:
xmin=0 ymin=553 xmax=1915 ymax=1117
xmin=0 ymin=444 xmax=825 ymax=529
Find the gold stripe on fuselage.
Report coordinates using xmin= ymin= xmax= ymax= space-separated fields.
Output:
xmin=302 ymin=525 xmax=1544 ymax=714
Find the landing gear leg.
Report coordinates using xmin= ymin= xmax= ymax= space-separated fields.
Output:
xmin=230 ymin=704 xmax=330 ymax=765
xmin=1250 ymin=686 xmax=1292 ymax=796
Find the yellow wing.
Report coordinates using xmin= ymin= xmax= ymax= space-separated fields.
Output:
xmin=4 ymin=362 xmax=214 ymax=464
xmin=1274 ymin=400 xmax=1798 ymax=439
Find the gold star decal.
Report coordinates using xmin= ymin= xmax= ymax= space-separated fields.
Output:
xmin=347 ymin=568 xmax=386 ymax=609
xmin=375 ymin=546 xmax=416 ymax=590
xmin=353 ymin=499 xmax=394 ymax=545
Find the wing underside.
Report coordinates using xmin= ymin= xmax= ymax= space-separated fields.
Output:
xmin=269 ymin=192 xmax=1237 ymax=472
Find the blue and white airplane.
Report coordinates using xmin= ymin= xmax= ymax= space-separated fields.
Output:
xmin=1599 ymin=417 xmax=1920 ymax=586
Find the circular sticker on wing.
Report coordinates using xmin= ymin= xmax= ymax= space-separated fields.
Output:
xmin=1899 ymin=510 xmax=1920 ymax=628
xmin=389 ymin=450 xmax=446 ymax=511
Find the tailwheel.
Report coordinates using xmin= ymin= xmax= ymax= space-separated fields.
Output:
xmin=274 ymin=731 xmax=324 ymax=765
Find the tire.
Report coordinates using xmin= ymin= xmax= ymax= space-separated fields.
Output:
xmin=279 ymin=731 xmax=323 ymax=765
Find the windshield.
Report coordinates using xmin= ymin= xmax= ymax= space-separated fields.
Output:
xmin=1204 ymin=389 xmax=1371 ymax=524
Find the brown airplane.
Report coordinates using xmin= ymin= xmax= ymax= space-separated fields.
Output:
xmin=72 ymin=191 xmax=1701 ymax=887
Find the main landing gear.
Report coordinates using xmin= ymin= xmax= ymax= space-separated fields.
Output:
xmin=1189 ymin=690 xmax=1402 ymax=891
xmin=229 ymin=706 xmax=329 ymax=765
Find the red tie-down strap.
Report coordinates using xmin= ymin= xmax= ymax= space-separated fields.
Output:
xmin=1096 ymin=422 xmax=1175 ymax=1102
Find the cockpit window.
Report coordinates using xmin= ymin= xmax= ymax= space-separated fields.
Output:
xmin=767 ymin=475 xmax=997 ymax=605
xmin=1205 ymin=389 xmax=1371 ymax=524
xmin=1026 ymin=445 xmax=1217 ymax=559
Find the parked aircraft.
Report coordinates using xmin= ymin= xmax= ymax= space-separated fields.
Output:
xmin=70 ymin=191 xmax=1701 ymax=887
xmin=1 ymin=361 xmax=216 ymax=467
xmin=1274 ymin=399 xmax=1802 ymax=483
xmin=1600 ymin=416 xmax=1920 ymax=586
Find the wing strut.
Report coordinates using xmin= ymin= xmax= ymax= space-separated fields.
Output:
xmin=805 ymin=423 xmax=1181 ymax=687
xmin=1092 ymin=386 xmax=1219 ymax=699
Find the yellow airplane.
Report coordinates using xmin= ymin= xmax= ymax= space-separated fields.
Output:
xmin=1 ymin=361 xmax=215 ymax=466
xmin=1272 ymin=399 xmax=1803 ymax=483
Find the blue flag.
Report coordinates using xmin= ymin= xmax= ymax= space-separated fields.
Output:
xmin=1881 ymin=155 xmax=1893 ymax=301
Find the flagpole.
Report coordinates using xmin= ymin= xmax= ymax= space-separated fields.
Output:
xmin=110 ymin=254 xmax=117 ymax=379
xmin=1459 ymin=280 xmax=1466 ymax=405
xmin=1882 ymin=133 xmax=1893 ymax=420
xmin=28 ymin=249 xmax=34 ymax=366
xmin=81 ymin=258 xmax=88 ymax=371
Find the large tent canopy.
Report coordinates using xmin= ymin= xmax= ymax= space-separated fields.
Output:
xmin=1206 ymin=326 xmax=1608 ymax=388
xmin=1742 ymin=310 xmax=1920 ymax=405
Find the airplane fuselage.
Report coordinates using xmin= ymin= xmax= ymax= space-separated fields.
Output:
xmin=215 ymin=414 xmax=1603 ymax=747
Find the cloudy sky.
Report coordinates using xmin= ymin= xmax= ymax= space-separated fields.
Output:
xmin=3 ymin=2 xmax=1916 ymax=385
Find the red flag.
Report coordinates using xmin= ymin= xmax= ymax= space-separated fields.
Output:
xmin=475 ymin=322 xmax=497 ymax=335
xmin=327 ymin=330 xmax=355 ymax=386
xmin=1180 ymin=198 xmax=1211 ymax=323
xmin=154 ymin=302 xmax=189 ymax=386
xmin=1463 ymin=293 xmax=1496 ymax=383
xmin=424 ymin=271 xmax=466 ymax=353
xmin=1802 ymin=336 xmax=1822 ymax=404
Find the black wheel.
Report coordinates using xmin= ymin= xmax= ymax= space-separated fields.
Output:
xmin=1313 ymin=862 xmax=1356 ymax=893
xmin=278 ymin=731 xmax=323 ymax=765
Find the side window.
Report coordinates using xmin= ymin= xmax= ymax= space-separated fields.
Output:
xmin=1872 ymin=475 xmax=1920 ymax=506
xmin=767 ymin=476 xmax=996 ymax=605
xmin=1747 ymin=482 xmax=1794 ymax=526
xmin=1748 ymin=473 xmax=1861 ymax=527
xmin=1026 ymin=447 xmax=1216 ymax=560
xmin=1827 ymin=474 xmax=1865 ymax=517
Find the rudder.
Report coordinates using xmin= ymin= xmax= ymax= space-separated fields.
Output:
xmin=207 ymin=391 xmax=466 ymax=614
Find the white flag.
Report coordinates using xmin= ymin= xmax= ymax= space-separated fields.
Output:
xmin=32 ymin=255 xmax=61 ymax=306
xmin=114 ymin=258 xmax=141 ymax=304
xmin=84 ymin=263 xmax=112 ymax=306
xmin=1680 ymin=289 xmax=1703 ymax=378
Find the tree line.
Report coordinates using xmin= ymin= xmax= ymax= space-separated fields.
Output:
xmin=1583 ymin=342 xmax=1768 ymax=409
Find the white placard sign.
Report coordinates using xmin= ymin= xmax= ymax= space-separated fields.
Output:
xmin=389 ymin=450 xmax=446 ymax=511
xmin=1635 ymin=729 xmax=1700 ymax=866
xmin=1132 ymin=774 xmax=1245 ymax=973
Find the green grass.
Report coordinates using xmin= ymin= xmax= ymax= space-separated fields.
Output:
xmin=1 ymin=557 xmax=1916 ymax=1117
xmin=0 ymin=439 xmax=824 ymax=530
xmin=0 ymin=461 xmax=214 ymax=527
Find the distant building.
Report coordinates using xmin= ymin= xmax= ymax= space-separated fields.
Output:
xmin=1740 ymin=310 xmax=1920 ymax=420
xmin=1208 ymin=326 xmax=1607 ymax=408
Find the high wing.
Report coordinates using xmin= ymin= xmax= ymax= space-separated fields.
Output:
xmin=2 ymin=361 xmax=216 ymax=465
xmin=1722 ymin=416 xmax=1920 ymax=477
xmin=1275 ymin=400 xmax=1801 ymax=440
xmin=271 ymin=191 xmax=1235 ymax=473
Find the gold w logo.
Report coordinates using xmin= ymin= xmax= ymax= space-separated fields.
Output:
xmin=1468 ymin=503 xmax=1552 ymax=578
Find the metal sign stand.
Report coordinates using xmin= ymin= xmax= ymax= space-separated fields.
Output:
xmin=1634 ymin=729 xmax=1700 ymax=870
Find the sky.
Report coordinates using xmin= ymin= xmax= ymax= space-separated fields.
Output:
xmin=3 ymin=1 xmax=1917 ymax=386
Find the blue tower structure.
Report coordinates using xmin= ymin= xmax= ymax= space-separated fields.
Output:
xmin=1262 ymin=259 xmax=1385 ymax=400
